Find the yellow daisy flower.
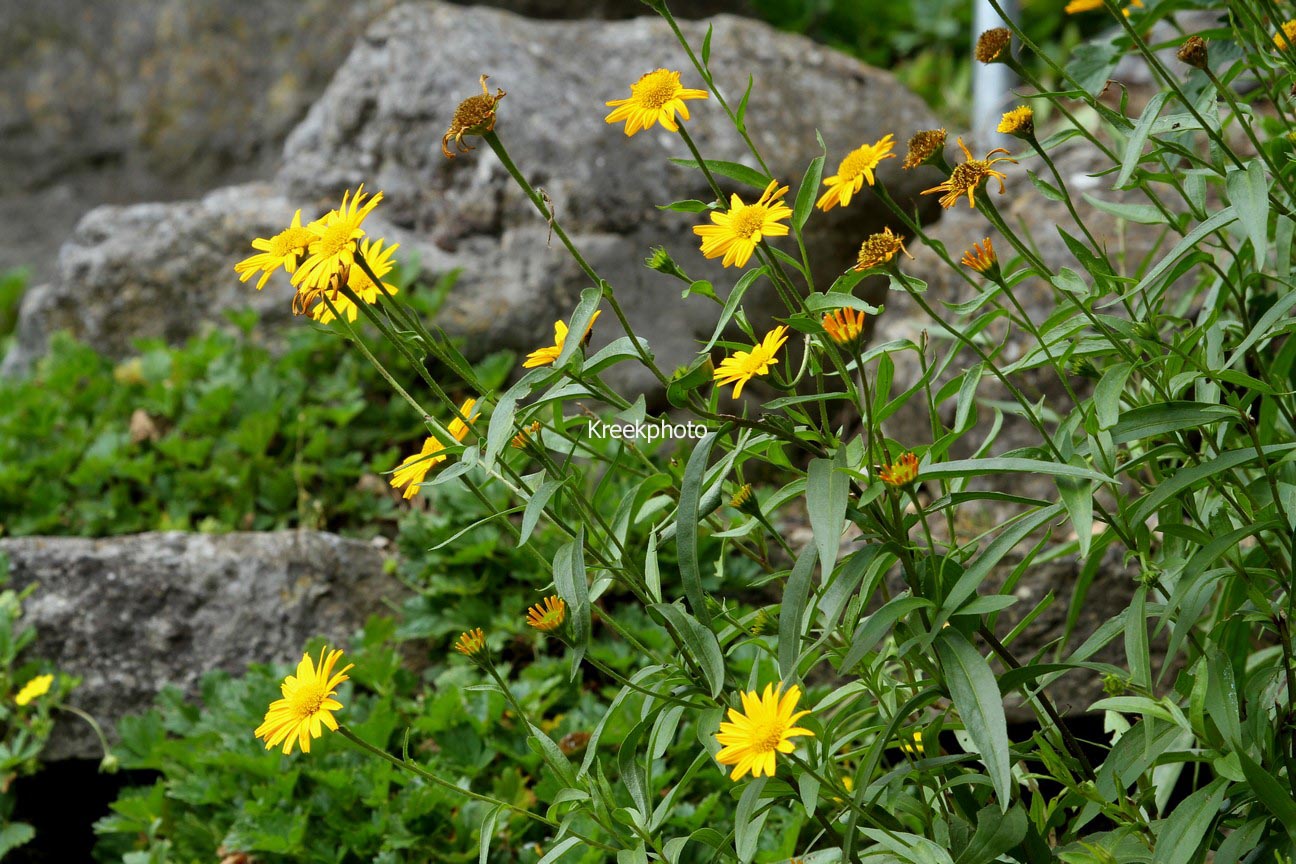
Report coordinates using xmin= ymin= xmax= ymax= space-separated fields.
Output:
xmin=309 ymin=238 xmax=400 ymax=324
xmin=454 ymin=628 xmax=488 ymax=658
xmin=714 ymin=325 xmax=789 ymax=399
xmin=390 ymin=398 xmax=478 ymax=499
xmin=291 ymin=185 xmax=384 ymax=292
xmin=715 ymin=683 xmax=815 ymax=781
xmin=1276 ymin=21 xmax=1296 ymax=50
xmin=855 ymin=228 xmax=911 ymax=271
xmin=693 ymin=180 xmax=792 ymax=269
xmin=922 ymin=137 xmax=1016 ymax=209
xmin=253 ymin=646 xmax=353 ymax=755
xmin=902 ymin=128 xmax=947 ymax=170
xmin=997 ymin=106 xmax=1034 ymax=138
xmin=604 ymin=69 xmax=708 ymax=136
xmin=523 ymin=310 xmax=602 ymax=369
xmin=525 ymin=596 xmax=567 ymax=631
xmin=961 ymin=238 xmax=998 ymax=274
xmin=879 ymin=452 xmax=919 ymax=487
xmin=235 ymin=210 xmax=314 ymax=290
xmin=822 ymin=308 xmax=866 ymax=346
xmin=817 ymin=135 xmax=896 ymax=212
xmin=14 ymin=674 xmax=54 ymax=707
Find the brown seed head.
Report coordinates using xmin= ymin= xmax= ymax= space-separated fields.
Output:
xmin=976 ymin=28 xmax=1011 ymax=63
xmin=903 ymin=128 xmax=947 ymax=169
xmin=443 ymin=75 xmax=507 ymax=159
xmin=1177 ymin=36 xmax=1208 ymax=70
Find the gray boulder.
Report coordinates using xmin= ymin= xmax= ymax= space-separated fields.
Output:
xmin=0 ymin=532 xmax=400 ymax=760
xmin=4 ymin=2 xmax=942 ymax=397
xmin=0 ymin=0 xmax=748 ymax=282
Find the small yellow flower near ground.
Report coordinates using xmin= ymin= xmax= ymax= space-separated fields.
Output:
xmin=997 ymin=106 xmax=1034 ymax=138
xmin=822 ymin=308 xmax=866 ymax=346
xmin=975 ymin=28 xmax=1011 ymax=63
xmin=714 ymin=325 xmax=789 ymax=399
xmin=390 ymin=398 xmax=478 ymax=499
xmin=816 ymin=135 xmax=896 ymax=212
xmin=604 ymin=69 xmax=708 ymax=136
xmin=1276 ymin=21 xmax=1296 ymax=50
xmin=309 ymin=238 xmax=401 ymax=324
xmin=879 ymin=452 xmax=920 ymax=487
xmin=900 ymin=730 xmax=925 ymax=756
xmin=693 ymin=180 xmax=792 ymax=269
xmin=715 ymin=682 xmax=815 ymax=780
xmin=523 ymin=310 xmax=603 ymax=369
xmin=961 ymin=238 xmax=998 ymax=274
xmin=511 ymin=420 xmax=541 ymax=449
xmin=292 ymin=186 xmax=384 ymax=292
xmin=902 ymin=128 xmax=947 ymax=170
xmin=235 ymin=209 xmax=314 ymax=290
xmin=443 ymin=75 xmax=507 ymax=159
xmin=14 ymin=674 xmax=54 ymax=706
xmin=253 ymin=646 xmax=353 ymax=755
xmin=922 ymin=137 xmax=1016 ymax=210
xmin=854 ymin=228 xmax=912 ymax=271
xmin=525 ymin=596 xmax=567 ymax=631
xmin=454 ymin=628 xmax=488 ymax=658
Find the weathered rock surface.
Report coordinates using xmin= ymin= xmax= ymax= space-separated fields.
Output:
xmin=0 ymin=0 xmax=748 ymax=283
xmin=4 ymin=2 xmax=942 ymax=397
xmin=0 ymin=532 xmax=401 ymax=760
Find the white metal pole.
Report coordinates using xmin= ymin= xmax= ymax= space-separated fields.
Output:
xmin=972 ymin=0 xmax=1019 ymax=150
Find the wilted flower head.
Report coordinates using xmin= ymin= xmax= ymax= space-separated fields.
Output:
xmin=1177 ymin=35 xmax=1208 ymax=69
xmin=975 ymin=28 xmax=1011 ymax=63
xmin=922 ymin=138 xmax=1016 ymax=209
xmin=854 ymin=228 xmax=911 ymax=271
xmin=902 ymin=128 xmax=947 ymax=170
xmin=443 ymin=75 xmax=506 ymax=159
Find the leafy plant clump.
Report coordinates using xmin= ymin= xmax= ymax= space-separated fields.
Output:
xmin=93 ymin=0 xmax=1296 ymax=862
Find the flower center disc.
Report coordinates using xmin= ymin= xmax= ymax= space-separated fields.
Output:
xmin=272 ymin=227 xmax=312 ymax=257
xmin=729 ymin=205 xmax=767 ymax=239
xmin=839 ymin=149 xmax=875 ymax=180
xmin=634 ymin=72 xmax=678 ymax=109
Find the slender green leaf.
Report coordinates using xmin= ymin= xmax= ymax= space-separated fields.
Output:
xmin=935 ymin=630 xmax=1012 ymax=811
